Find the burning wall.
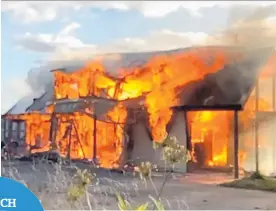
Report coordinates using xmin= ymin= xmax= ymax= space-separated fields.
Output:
xmin=47 ymin=99 xmax=128 ymax=168
xmin=48 ymin=47 xmax=238 ymax=169
xmin=185 ymin=53 xmax=276 ymax=173
xmin=129 ymin=110 xmax=187 ymax=172
xmin=52 ymin=47 xmax=239 ymax=143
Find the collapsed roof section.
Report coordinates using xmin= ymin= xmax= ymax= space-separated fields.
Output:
xmin=174 ymin=47 xmax=274 ymax=110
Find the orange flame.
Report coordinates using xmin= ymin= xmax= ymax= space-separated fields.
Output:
xmin=7 ymin=47 xmax=274 ymax=169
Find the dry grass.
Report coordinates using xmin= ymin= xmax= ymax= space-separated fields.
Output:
xmin=1 ymin=160 xmax=189 ymax=210
xmin=220 ymin=172 xmax=276 ymax=192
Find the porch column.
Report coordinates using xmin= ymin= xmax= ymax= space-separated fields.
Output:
xmin=16 ymin=121 xmax=21 ymax=142
xmin=233 ymin=110 xmax=239 ymax=179
xmin=3 ymin=118 xmax=6 ymax=141
xmin=255 ymin=78 xmax=260 ymax=172
xmin=8 ymin=120 xmax=12 ymax=141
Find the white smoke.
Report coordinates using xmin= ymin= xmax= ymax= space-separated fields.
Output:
xmin=6 ymin=4 xmax=276 ymax=114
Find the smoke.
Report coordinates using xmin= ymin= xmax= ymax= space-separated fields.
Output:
xmin=23 ymin=5 xmax=276 ymax=96
xmin=206 ymin=5 xmax=276 ymax=50
xmin=26 ymin=59 xmax=89 ymax=92
xmin=216 ymin=5 xmax=276 ymax=176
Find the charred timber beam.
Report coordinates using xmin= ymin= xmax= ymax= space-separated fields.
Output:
xmin=67 ymin=125 xmax=73 ymax=160
xmin=49 ymin=113 xmax=57 ymax=144
xmin=171 ymin=104 xmax=243 ymax=112
xmin=233 ymin=110 xmax=239 ymax=179
xmin=54 ymin=96 xmax=117 ymax=104
xmin=113 ymin=82 xmax=122 ymax=99
xmin=10 ymin=119 xmax=24 ymax=123
xmin=72 ymin=119 xmax=86 ymax=159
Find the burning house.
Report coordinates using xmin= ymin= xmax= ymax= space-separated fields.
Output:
xmin=2 ymin=46 xmax=276 ymax=176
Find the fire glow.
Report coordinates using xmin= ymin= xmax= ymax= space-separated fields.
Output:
xmin=6 ymin=48 xmax=275 ymax=169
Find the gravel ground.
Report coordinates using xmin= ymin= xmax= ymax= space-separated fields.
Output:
xmin=1 ymin=160 xmax=276 ymax=210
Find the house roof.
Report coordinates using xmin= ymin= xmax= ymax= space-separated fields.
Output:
xmin=26 ymin=90 xmax=53 ymax=112
xmin=6 ymin=46 xmax=275 ymax=118
xmin=3 ymin=91 xmax=44 ymax=116
xmin=50 ymin=46 xmax=243 ymax=76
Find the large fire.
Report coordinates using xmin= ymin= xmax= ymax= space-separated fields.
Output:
xmin=5 ymin=48 xmax=275 ymax=169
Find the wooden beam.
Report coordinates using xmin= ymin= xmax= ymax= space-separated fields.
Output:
xmin=234 ymin=110 xmax=239 ymax=179
xmin=72 ymin=119 xmax=86 ymax=159
xmin=49 ymin=113 xmax=57 ymax=144
xmin=67 ymin=124 xmax=73 ymax=160
xmin=171 ymin=104 xmax=243 ymax=112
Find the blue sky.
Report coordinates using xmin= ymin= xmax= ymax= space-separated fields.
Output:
xmin=1 ymin=1 xmax=276 ymax=114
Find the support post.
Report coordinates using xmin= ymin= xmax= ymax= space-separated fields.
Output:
xmin=273 ymin=76 xmax=276 ymax=173
xmin=3 ymin=119 xmax=6 ymax=142
xmin=49 ymin=113 xmax=55 ymax=143
xmin=255 ymin=121 xmax=260 ymax=172
xmin=273 ymin=76 xmax=275 ymax=112
xmin=67 ymin=124 xmax=73 ymax=160
xmin=255 ymin=78 xmax=260 ymax=172
xmin=8 ymin=120 xmax=12 ymax=141
xmin=234 ymin=110 xmax=239 ymax=179
xmin=72 ymin=119 xmax=86 ymax=159
xmin=16 ymin=121 xmax=20 ymax=142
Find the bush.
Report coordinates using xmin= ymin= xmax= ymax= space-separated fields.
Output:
xmin=65 ymin=135 xmax=188 ymax=210
xmin=220 ymin=171 xmax=276 ymax=192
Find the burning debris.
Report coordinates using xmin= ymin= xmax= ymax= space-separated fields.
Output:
xmin=2 ymin=46 xmax=275 ymax=175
